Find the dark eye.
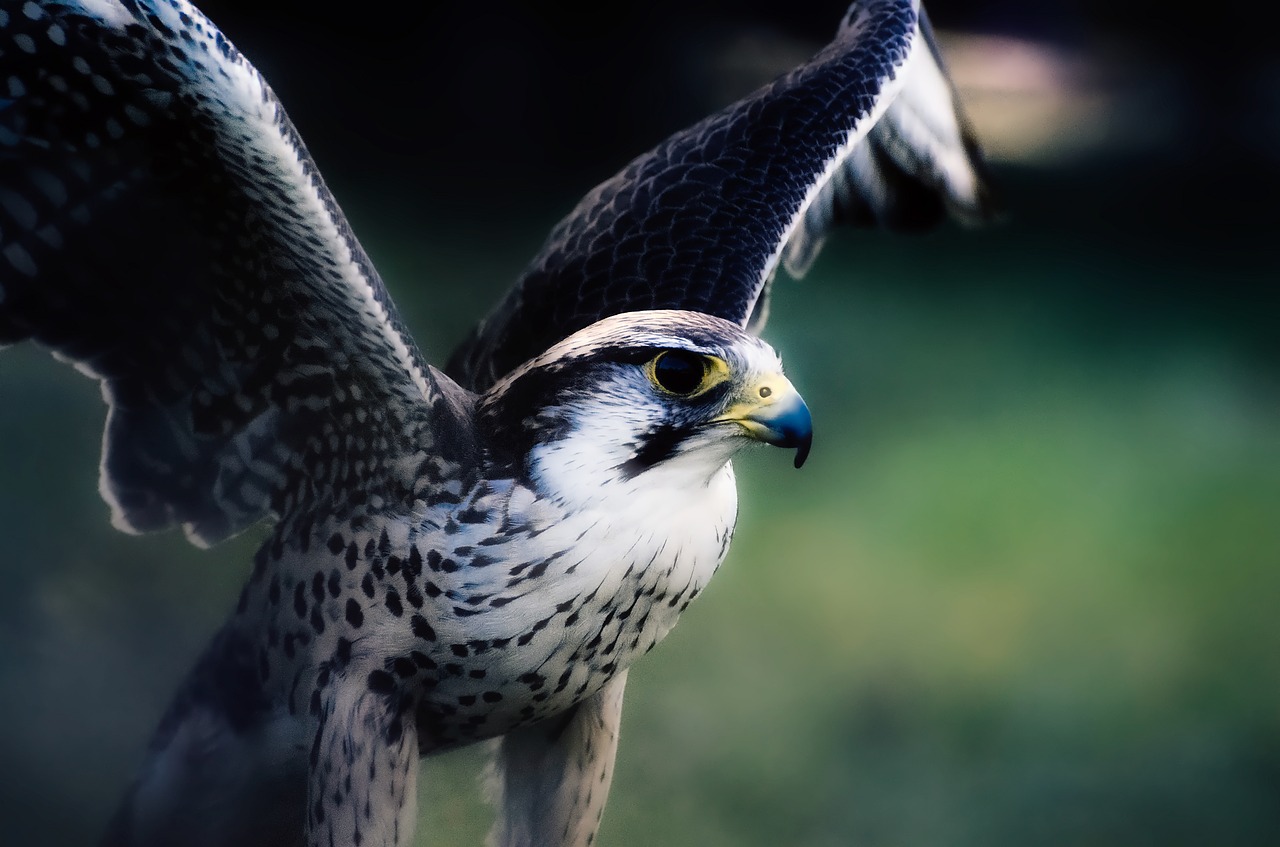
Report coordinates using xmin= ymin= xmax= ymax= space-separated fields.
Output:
xmin=651 ymin=350 xmax=708 ymax=396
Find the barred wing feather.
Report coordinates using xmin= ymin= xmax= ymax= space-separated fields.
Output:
xmin=447 ymin=0 xmax=995 ymax=391
xmin=0 ymin=0 xmax=471 ymax=547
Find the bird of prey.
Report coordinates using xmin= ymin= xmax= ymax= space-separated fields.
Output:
xmin=0 ymin=0 xmax=993 ymax=845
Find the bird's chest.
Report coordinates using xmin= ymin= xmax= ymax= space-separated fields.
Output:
xmin=244 ymin=465 xmax=738 ymax=751
xmin=410 ymin=466 xmax=739 ymax=748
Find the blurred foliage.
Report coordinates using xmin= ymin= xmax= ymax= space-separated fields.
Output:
xmin=2 ymin=164 xmax=1276 ymax=845
xmin=1 ymin=2 xmax=1278 ymax=844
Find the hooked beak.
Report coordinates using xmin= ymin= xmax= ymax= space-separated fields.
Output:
xmin=713 ymin=372 xmax=813 ymax=468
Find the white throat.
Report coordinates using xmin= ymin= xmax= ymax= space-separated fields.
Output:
xmin=526 ymin=422 xmax=741 ymax=623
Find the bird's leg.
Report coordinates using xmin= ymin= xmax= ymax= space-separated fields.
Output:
xmin=307 ymin=670 xmax=420 ymax=847
xmin=486 ymin=670 xmax=629 ymax=847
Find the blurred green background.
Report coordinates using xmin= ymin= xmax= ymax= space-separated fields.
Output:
xmin=1 ymin=2 xmax=1276 ymax=845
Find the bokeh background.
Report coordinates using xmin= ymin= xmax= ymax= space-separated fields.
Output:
xmin=1 ymin=1 xmax=1277 ymax=844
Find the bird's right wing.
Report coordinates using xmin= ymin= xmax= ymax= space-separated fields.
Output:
xmin=447 ymin=0 xmax=995 ymax=391
xmin=0 ymin=1 xmax=472 ymax=547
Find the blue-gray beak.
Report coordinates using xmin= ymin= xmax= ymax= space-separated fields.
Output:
xmin=714 ymin=373 xmax=813 ymax=468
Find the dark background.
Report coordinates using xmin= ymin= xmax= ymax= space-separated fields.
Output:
xmin=1 ymin=2 xmax=1276 ymax=845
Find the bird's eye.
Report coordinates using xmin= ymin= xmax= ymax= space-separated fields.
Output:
xmin=649 ymin=350 xmax=711 ymax=396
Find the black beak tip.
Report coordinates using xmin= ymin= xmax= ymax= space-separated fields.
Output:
xmin=793 ymin=433 xmax=812 ymax=469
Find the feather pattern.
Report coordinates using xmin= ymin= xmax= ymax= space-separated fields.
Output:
xmin=447 ymin=0 xmax=995 ymax=391
xmin=0 ymin=0 xmax=469 ymax=546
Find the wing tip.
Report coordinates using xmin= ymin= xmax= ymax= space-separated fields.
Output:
xmin=951 ymin=124 xmax=1006 ymax=227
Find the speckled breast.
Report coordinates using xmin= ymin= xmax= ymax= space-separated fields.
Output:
xmin=242 ymin=465 xmax=737 ymax=751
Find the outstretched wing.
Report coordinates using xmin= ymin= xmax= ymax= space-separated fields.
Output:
xmin=447 ymin=0 xmax=996 ymax=391
xmin=0 ymin=0 xmax=471 ymax=546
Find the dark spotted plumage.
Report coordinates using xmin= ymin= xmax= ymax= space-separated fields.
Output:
xmin=0 ymin=1 xmax=992 ymax=845
xmin=447 ymin=1 xmax=995 ymax=390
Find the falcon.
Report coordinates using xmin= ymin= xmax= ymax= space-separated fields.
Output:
xmin=0 ymin=1 xmax=993 ymax=845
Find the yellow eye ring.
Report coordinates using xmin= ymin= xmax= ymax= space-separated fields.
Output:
xmin=646 ymin=351 xmax=730 ymax=397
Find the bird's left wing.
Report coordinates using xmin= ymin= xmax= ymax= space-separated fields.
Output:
xmin=0 ymin=0 xmax=470 ymax=547
xmin=448 ymin=0 xmax=995 ymax=391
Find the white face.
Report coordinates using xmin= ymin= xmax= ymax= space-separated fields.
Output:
xmin=478 ymin=310 xmax=803 ymax=514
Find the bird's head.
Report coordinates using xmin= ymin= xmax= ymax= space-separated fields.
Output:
xmin=476 ymin=310 xmax=812 ymax=500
